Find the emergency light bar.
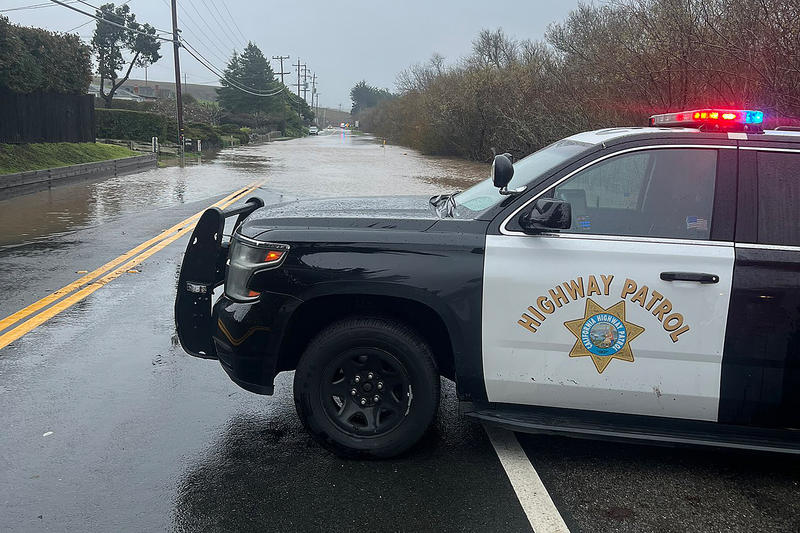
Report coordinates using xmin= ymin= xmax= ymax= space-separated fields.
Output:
xmin=649 ymin=109 xmax=764 ymax=131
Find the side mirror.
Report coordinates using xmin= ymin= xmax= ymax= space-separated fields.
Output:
xmin=491 ymin=154 xmax=514 ymax=189
xmin=519 ymin=198 xmax=572 ymax=232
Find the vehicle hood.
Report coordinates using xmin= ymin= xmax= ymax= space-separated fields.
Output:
xmin=239 ymin=195 xmax=438 ymax=239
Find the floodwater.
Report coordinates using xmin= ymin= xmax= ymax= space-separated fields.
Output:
xmin=0 ymin=131 xmax=487 ymax=248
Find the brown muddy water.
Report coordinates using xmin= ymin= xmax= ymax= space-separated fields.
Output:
xmin=0 ymin=131 xmax=487 ymax=247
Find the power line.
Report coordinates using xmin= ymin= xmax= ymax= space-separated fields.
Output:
xmin=155 ymin=0 xmax=231 ymax=68
xmin=177 ymin=2 xmax=237 ymax=62
xmin=46 ymin=0 xmax=175 ymax=41
xmin=185 ymin=48 xmax=285 ymax=97
xmin=181 ymin=39 xmax=286 ymax=97
xmin=182 ymin=0 xmax=239 ymax=59
xmin=220 ymin=0 xmax=248 ymax=45
xmin=177 ymin=18 xmax=231 ymax=66
xmin=199 ymin=0 xmax=245 ymax=51
xmin=65 ymin=0 xmax=133 ymax=33
xmin=154 ymin=0 xmax=279 ymax=99
xmin=74 ymin=0 xmax=101 ymax=11
xmin=66 ymin=18 xmax=92 ymax=32
xmin=49 ymin=0 xmax=288 ymax=100
xmin=1 ymin=0 xmax=78 ymax=13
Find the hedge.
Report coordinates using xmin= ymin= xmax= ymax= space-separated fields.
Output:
xmin=184 ymin=122 xmax=222 ymax=149
xmin=0 ymin=16 xmax=92 ymax=94
xmin=95 ymin=108 xmax=250 ymax=148
xmin=95 ymin=108 xmax=176 ymax=142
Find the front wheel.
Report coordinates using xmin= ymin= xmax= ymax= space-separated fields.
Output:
xmin=293 ymin=317 xmax=440 ymax=458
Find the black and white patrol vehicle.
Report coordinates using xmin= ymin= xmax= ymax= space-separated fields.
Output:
xmin=176 ymin=109 xmax=800 ymax=458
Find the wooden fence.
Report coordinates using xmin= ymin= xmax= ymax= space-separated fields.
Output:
xmin=0 ymin=91 xmax=95 ymax=144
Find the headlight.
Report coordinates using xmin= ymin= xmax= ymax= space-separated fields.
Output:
xmin=225 ymin=234 xmax=289 ymax=301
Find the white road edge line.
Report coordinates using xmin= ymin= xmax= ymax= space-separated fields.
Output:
xmin=485 ymin=424 xmax=570 ymax=533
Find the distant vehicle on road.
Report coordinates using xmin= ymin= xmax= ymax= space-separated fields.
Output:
xmin=308 ymin=126 xmax=319 ymax=135
xmin=176 ymin=108 xmax=800 ymax=458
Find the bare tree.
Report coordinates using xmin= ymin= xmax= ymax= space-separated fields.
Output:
xmin=367 ymin=1 xmax=800 ymax=161
xmin=469 ymin=28 xmax=518 ymax=69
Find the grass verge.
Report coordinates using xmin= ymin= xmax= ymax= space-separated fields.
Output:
xmin=0 ymin=142 xmax=137 ymax=175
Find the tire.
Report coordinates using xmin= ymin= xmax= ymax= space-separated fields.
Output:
xmin=293 ymin=317 xmax=440 ymax=459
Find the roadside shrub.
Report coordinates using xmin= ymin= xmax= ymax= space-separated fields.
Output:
xmin=220 ymin=111 xmax=283 ymax=132
xmin=95 ymin=103 xmax=255 ymax=148
xmin=184 ymin=122 xmax=223 ymax=149
xmin=218 ymin=123 xmax=249 ymax=145
xmin=0 ymin=16 xmax=91 ymax=94
xmin=95 ymin=98 xmax=156 ymax=112
xmin=95 ymin=108 xmax=175 ymax=142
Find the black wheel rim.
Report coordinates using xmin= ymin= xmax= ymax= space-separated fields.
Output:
xmin=320 ymin=347 xmax=412 ymax=437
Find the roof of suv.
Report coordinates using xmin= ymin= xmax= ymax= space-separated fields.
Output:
xmin=566 ymin=127 xmax=800 ymax=146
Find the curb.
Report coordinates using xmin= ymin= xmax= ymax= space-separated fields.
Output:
xmin=0 ymin=153 xmax=158 ymax=200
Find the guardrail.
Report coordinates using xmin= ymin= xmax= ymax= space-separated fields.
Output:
xmin=0 ymin=153 xmax=157 ymax=200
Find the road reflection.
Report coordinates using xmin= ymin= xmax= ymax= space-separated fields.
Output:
xmin=171 ymin=379 xmax=531 ymax=533
xmin=0 ymin=132 xmax=486 ymax=248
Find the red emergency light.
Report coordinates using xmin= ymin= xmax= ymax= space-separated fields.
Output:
xmin=649 ymin=109 xmax=764 ymax=131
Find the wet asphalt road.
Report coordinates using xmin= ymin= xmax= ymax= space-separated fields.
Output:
xmin=1 ymin=131 xmax=798 ymax=532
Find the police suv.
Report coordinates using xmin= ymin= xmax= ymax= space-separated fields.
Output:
xmin=176 ymin=109 xmax=800 ymax=458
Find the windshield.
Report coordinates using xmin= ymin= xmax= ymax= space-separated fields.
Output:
xmin=451 ymin=139 xmax=593 ymax=218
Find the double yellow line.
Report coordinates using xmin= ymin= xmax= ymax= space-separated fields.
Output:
xmin=0 ymin=181 xmax=262 ymax=351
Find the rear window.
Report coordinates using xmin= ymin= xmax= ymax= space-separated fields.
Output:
xmin=757 ymin=151 xmax=800 ymax=246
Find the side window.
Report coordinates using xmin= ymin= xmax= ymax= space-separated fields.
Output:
xmin=553 ymin=148 xmax=717 ymax=240
xmin=757 ymin=151 xmax=800 ymax=246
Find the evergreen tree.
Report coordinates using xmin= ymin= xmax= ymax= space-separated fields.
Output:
xmin=350 ymin=80 xmax=394 ymax=115
xmin=217 ymin=43 xmax=282 ymax=115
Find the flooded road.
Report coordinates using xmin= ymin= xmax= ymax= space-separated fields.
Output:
xmin=0 ymin=131 xmax=485 ymax=248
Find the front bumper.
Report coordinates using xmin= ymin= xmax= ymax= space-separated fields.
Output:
xmin=174 ymin=197 xmax=264 ymax=358
xmin=212 ymin=291 xmax=302 ymax=395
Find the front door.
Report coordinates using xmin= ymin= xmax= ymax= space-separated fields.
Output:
xmin=482 ymin=146 xmax=736 ymax=421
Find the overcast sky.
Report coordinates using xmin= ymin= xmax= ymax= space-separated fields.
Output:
xmin=3 ymin=0 xmax=583 ymax=109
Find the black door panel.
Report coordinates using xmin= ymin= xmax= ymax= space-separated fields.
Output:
xmin=721 ymin=147 xmax=800 ymax=428
xmin=719 ymin=246 xmax=800 ymax=427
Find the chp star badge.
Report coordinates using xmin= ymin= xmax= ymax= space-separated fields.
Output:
xmin=564 ymin=298 xmax=644 ymax=374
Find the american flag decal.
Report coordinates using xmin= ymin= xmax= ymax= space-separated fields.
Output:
xmin=686 ymin=216 xmax=708 ymax=231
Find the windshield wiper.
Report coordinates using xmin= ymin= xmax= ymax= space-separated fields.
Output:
xmin=446 ymin=193 xmax=458 ymax=217
xmin=428 ymin=194 xmax=446 ymax=207
xmin=429 ymin=192 xmax=460 ymax=217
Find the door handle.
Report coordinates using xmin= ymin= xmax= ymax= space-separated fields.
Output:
xmin=660 ymin=272 xmax=719 ymax=284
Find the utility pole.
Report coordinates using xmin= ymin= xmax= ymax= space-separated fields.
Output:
xmin=302 ymin=66 xmax=309 ymax=102
xmin=272 ymin=55 xmax=290 ymax=134
xmin=272 ymin=55 xmax=290 ymax=85
xmin=310 ymin=72 xmax=317 ymax=123
xmin=294 ymin=59 xmax=304 ymax=123
xmin=170 ymin=0 xmax=184 ymax=153
xmin=294 ymin=58 xmax=302 ymax=97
